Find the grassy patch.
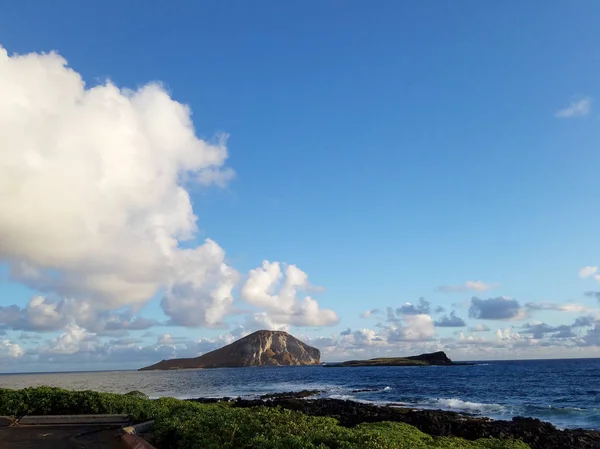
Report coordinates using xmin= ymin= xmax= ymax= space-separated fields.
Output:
xmin=0 ymin=387 xmax=529 ymax=449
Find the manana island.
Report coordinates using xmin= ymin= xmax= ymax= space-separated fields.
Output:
xmin=2 ymin=330 xmax=599 ymax=449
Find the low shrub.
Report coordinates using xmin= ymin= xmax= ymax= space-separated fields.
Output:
xmin=0 ymin=387 xmax=529 ymax=449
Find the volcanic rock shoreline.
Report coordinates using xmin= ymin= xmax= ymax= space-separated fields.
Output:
xmin=187 ymin=392 xmax=600 ymax=449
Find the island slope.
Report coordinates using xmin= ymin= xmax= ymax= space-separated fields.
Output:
xmin=139 ymin=330 xmax=320 ymax=370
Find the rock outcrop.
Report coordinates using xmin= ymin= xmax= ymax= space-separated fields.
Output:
xmin=139 ymin=330 xmax=320 ymax=371
xmin=326 ymin=351 xmax=454 ymax=367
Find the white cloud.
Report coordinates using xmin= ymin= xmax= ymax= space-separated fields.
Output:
xmin=438 ymin=281 xmax=496 ymax=293
xmin=555 ymin=98 xmax=592 ymax=118
xmin=1 ymin=340 xmax=24 ymax=358
xmin=44 ymin=324 xmax=96 ymax=355
xmin=241 ymin=261 xmax=338 ymax=327
xmin=359 ymin=309 xmax=381 ymax=319
xmin=388 ymin=314 xmax=436 ymax=342
xmin=495 ymin=328 xmax=525 ymax=342
xmin=157 ymin=333 xmax=174 ymax=346
xmin=525 ymin=302 xmax=589 ymax=313
xmin=0 ymin=295 xmax=157 ymax=333
xmin=242 ymin=313 xmax=289 ymax=333
xmin=579 ymin=266 xmax=598 ymax=279
xmin=0 ymin=45 xmax=233 ymax=320
xmin=161 ymin=240 xmax=239 ymax=327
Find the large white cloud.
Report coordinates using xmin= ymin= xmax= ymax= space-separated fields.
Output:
xmin=0 ymin=45 xmax=341 ymax=339
xmin=241 ymin=261 xmax=339 ymax=326
xmin=0 ymin=45 xmax=233 ymax=316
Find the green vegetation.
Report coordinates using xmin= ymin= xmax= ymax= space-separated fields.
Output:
xmin=0 ymin=387 xmax=530 ymax=449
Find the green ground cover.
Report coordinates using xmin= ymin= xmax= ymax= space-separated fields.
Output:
xmin=0 ymin=387 xmax=530 ymax=449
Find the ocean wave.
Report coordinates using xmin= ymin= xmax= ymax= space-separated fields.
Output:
xmin=425 ymin=398 xmax=507 ymax=414
xmin=524 ymin=404 xmax=588 ymax=414
xmin=351 ymin=386 xmax=392 ymax=393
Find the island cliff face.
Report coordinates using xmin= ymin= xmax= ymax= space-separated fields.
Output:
xmin=326 ymin=351 xmax=454 ymax=367
xmin=139 ymin=330 xmax=320 ymax=371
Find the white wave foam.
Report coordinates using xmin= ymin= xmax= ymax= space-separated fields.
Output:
xmin=329 ymin=394 xmax=354 ymax=401
xmin=383 ymin=386 xmax=392 ymax=391
xmin=430 ymin=398 xmax=506 ymax=413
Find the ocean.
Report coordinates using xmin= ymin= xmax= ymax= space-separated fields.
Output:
xmin=1 ymin=358 xmax=599 ymax=430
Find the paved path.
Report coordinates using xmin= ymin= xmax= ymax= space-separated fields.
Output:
xmin=0 ymin=426 xmax=125 ymax=449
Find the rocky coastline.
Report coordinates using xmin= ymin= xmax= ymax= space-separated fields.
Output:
xmin=188 ymin=391 xmax=600 ymax=449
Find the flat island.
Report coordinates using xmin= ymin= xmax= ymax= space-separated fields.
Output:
xmin=326 ymin=351 xmax=456 ymax=367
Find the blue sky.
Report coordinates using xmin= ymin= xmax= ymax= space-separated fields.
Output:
xmin=0 ymin=1 xmax=599 ymax=372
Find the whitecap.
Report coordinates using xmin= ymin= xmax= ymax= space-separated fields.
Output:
xmin=429 ymin=398 xmax=507 ymax=413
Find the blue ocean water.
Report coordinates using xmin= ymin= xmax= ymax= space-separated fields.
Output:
xmin=1 ymin=358 xmax=599 ymax=430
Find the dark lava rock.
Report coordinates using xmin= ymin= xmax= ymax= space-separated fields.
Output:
xmin=191 ymin=396 xmax=600 ymax=449
xmin=260 ymin=390 xmax=322 ymax=400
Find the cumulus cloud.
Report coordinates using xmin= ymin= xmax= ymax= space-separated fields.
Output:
xmin=0 ymin=340 xmax=24 ymax=358
xmin=43 ymin=324 xmax=97 ymax=355
xmin=469 ymin=324 xmax=490 ymax=332
xmin=360 ymin=309 xmax=381 ymax=319
xmin=468 ymin=297 xmax=525 ymax=320
xmin=0 ymin=45 xmax=341 ymax=337
xmin=434 ymin=311 xmax=466 ymax=327
xmin=240 ymin=261 xmax=338 ymax=327
xmin=161 ymin=240 xmax=239 ymax=327
xmin=582 ymin=325 xmax=600 ymax=346
xmin=242 ymin=312 xmax=289 ymax=333
xmin=525 ymin=302 xmax=589 ymax=313
xmin=555 ymin=98 xmax=592 ymax=118
xmin=396 ymin=298 xmax=431 ymax=315
xmin=579 ymin=266 xmax=598 ymax=279
xmin=573 ymin=315 xmax=596 ymax=327
xmin=520 ymin=314 xmax=597 ymax=340
xmin=495 ymin=328 xmax=526 ymax=342
xmin=0 ymin=296 xmax=157 ymax=333
xmin=0 ymin=45 xmax=240 ymax=328
xmin=584 ymin=292 xmax=600 ymax=301
xmin=387 ymin=314 xmax=436 ymax=342
xmin=521 ymin=322 xmax=573 ymax=339
xmin=437 ymin=281 xmax=496 ymax=293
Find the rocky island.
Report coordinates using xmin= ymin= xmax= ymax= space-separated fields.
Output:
xmin=325 ymin=350 xmax=455 ymax=367
xmin=139 ymin=330 xmax=320 ymax=370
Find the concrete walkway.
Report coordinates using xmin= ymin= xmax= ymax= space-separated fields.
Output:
xmin=0 ymin=415 xmax=156 ymax=449
xmin=0 ymin=425 xmax=125 ymax=449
